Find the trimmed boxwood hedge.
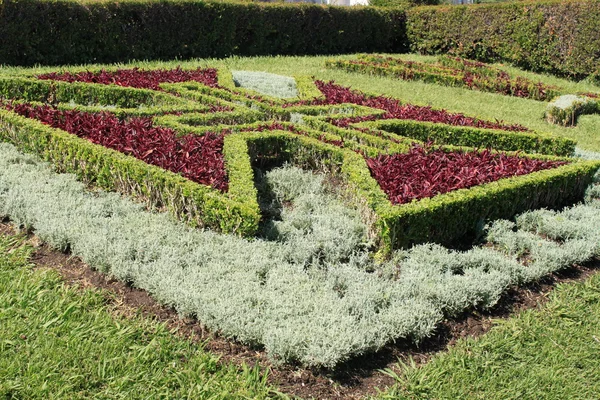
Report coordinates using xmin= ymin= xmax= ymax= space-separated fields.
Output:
xmin=0 ymin=109 xmax=261 ymax=237
xmin=1 ymin=65 xmax=597 ymax=254
xmin=359 ymin=119 xmax=576 ymax=156
xmin=241 ymin=130 xmax=600 ymax=254
xmin=406 ymin=0 xmax=600 ymax=79
xmin=374 ymin=159 xmax=600 ymax=251
xmin=0 ymin=0 xmax=406 ymax=66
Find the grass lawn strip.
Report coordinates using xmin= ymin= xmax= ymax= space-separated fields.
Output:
xmin=0 ymin=232 xmax=279 ymax=399
xmin=1 ymin=142 xmax=600 ymax=369
xmin=378 ymin=265 xmax=600 ymax=400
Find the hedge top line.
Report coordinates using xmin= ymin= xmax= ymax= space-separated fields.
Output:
xmin=413 ymin=0 xmax=595 ymax=10
xmin=0 ymin=0 xmax=407 ymax=66
xmin=3 ymin=0 xmax=584 ymax=8
xmin=2 ymin=0 xmax=599 ymax=79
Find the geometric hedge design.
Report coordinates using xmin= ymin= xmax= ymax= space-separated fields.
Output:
xmin=0 ymin=67 xmax=597 ymax=252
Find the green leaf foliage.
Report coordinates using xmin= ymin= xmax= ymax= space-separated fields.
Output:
xmin=406 ymin=0 xmax=600 ymax=79
xmin=1 ymin=143 xmax=600 ymax=368
xmin=545 ymin=94 xmax=600 ymax=127
xmin=0 ymin=0 xmax=407 ymax=66
xmin=0 ymin=66 xmax=595 ymax=252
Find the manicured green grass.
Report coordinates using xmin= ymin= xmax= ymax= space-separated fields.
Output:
xmin=3 ymin=53 xmax=598 ymax=152
xmin=377 ymin=271 xmax=600 ymax=400
xmin=0 ymin=234 xmax=280 ymax=400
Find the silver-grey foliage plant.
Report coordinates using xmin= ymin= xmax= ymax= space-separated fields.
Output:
xmin=231 ymin=71 xmax=299 ymax=99
xmin=0 ymin=143 xmax=599 ymax=368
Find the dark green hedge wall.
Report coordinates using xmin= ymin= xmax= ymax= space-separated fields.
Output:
xmin=406 ymin=0 xmax=600 ymax=79
xmin=0 ymin=0 xmax=406 ymax=66
xmin=369 ymin=0 xmax=439 ymax=8
xmin=2 ymin=0 xmax=599 ymax=79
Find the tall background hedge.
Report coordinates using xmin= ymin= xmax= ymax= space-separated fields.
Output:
xmin=406 ymin=0 xmax=600 ymax=79
xmin=0 ymin=0 xmax=599 ymax=79
xmin=0 ymin=0 xmax=406 ymax=66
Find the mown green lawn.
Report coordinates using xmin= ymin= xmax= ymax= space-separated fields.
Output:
xmin=2 ymin=230 xmax=599 ymax=399
xmin=376 ymin=270 xmax=600 ymax=400
xmin=0 ymin=234 xmax=280 ymax=400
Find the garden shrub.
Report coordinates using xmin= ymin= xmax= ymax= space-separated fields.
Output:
xmin=0 ymin=66 xmax=596 ymax=253
xmin=232 ymin=71 xmax=299 ymax=99
xmin=406 ymin=0 xmax=600 ymax=79
xmin=361 ymin=119 xmax=575 ymax=156
xmin=1 ymin=142 xmax=599 ymax=367
xmin=545 ymin=95 xmax=600 ymax=127
xmin=2 ymin=0 xmax=599 ymax=82
xmin=0 ymin=0 xmax=407 ymax=66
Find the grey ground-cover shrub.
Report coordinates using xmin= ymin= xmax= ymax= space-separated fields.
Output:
xmin=486 ymin=216 xmax=599 ymax=282
xmin=516 ymin=206 xmax=600 ymax=241
xmin=232 ymin=71 xmax=299 ymax=99
xmin=262 ymin=166 xmax=371 ymax=266
xmin=508 ymin=169 xmax=600 ymax=244
xmin=545 ymin=95 xmax=599 ymax=126
xmin=395 ymin=245 xmax=523 ymax=314
xmin=0 ymin=142 xmax=599 ymax=368
xmin=0 ymin=143 xmax=443 ymax=367
xmin=575 ymin=147 xmax=600 ymax=161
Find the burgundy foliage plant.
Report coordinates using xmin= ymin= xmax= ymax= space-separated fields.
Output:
xmin=37 ymin=67 xmax=220 ymax=91
xmin=312 ymin=81 xmax=529 ymax=132
xmin=367 ymin=145 xmax=567 ymax=205
xmin=7 ymin=103 xmax=228 ymax=191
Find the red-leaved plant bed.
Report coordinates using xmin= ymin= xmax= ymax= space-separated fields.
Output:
xmin=6 ymin=103 xmax=228 ymax=191
xmin=367 ymin=145 xmax=567 ymax=205
xmin=335 ymin=57 xmax=559 ymax=101
xmin=37 ymin=67 xmax=220 ymax=91
xmin=307 ymin=81 xmax=529 ymax=132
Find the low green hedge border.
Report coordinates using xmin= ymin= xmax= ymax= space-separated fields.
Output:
xmin=1 ymin=66 xmax=595 ymax=254
xmin=375 ymin=160 xmax=600 ymax=251
xmin=359 ymin=119 xmax=576 ymax=156
xmin=160 ymin=77 xmax=574 ymax=157
xmin=0 ymin=76 xmax=205 ymax=116
xmin=237 ymin=130 xmax=600 ymax=254
xmin=0 ymin=110 xmax=261 ymax=237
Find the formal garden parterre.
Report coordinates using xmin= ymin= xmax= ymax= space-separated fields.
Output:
xmin=328 ymin=54 xmax=600 ymax=130
xmin=1 ymin=0 xmax=599 ymax=396
xmin=1 ymin=61 xmax=600 ymax=372
xmin=0 ymin=66 xmax=595 ymax=252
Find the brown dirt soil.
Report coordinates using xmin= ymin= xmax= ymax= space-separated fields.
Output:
xmin=1 ymin=221 xmax=598 ymax=400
